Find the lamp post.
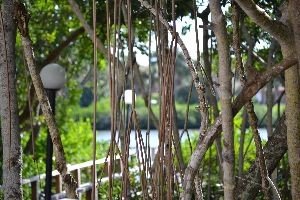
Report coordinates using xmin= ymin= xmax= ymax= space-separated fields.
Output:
xmin=122 ymin=90 xmax=135 ymax=198
xmin=40 ymin=63 xmax=66 ymax=200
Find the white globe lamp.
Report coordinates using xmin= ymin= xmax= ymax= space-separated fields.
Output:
xmin=40 ymin=63 xmax=66 ymax=90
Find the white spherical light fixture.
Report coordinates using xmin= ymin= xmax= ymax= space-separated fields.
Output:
xmin=40 ymin=63 xmax=66 ymax=89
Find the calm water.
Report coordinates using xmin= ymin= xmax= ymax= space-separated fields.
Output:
xmin=97 ymin=129 xmax=196 ymax=149
xmin=96 ymin=128 xmax=268 ymax=149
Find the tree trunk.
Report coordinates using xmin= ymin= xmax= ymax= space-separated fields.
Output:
xmin=0 ymin=1 xmax=23 ymax=199
xmin=201 ymin=8 xmax=223 ymax=181
xmin=209 ymin=0 xmax=234 ymax=199
xmin=266 ymin=40 xmax=279 ymax=198
xmin=266 ymin=40 xmax=278 ymax=141
xmin=288 ymin=1 xmax=300 ymax=199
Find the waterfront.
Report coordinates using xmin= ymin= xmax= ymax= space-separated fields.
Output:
xmin=97 ymin=128 xmax=268 ymax=150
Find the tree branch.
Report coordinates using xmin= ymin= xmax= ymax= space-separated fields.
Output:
xmin=14 ymin=2 xmax=78 ymax=198
xmin=40 ymin=27 xmax=84 ymax=67
xmin=68 ymin=0 xmax=107 ymax=58
xmin=233 ymin=57 xmax=297 ymax=113
xmin=0 ymin=2 xmax=22 ymax=199
xmin=234 ymin=0 xmax=291 ymax=44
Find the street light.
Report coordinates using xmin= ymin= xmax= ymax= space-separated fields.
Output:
xmin=122 ymin=89 xmax=135 ymax=198
xmin=40 ymin=63 xmax=66 ymax=200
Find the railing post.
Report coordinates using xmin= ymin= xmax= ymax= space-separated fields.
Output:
xmin=72 ymin=169 xmax=81 ymax=187
xmin=55 ymin=175 xmax=62 ymax=194
xmin=86 ymin=189 xmax=92 ymax=200
xmin=31 ymin=180 xmax=38 ymax=200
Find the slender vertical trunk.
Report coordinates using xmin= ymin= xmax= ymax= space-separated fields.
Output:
xmin=266 ymin=42 xmax=276 ymax=139
xmin=266 ymin=41 xmax=279 ymax=197
xmin=172 ymin=102 xmax=185 ymax=174
xmin=238 ymin=19 xmax=254 ymax=181
xmin=283 ymin=51 xmax=300 ymax=200
xmin=287 ymin=1 xmax=300 ymax=199
xmin=207 ymin=147 xmax=212 ymax=199
xmin=209 ymin=1 xmax=234 ymax=199
xmin=201 ymin=10 xmax=223 ymax=181
xmin=266 ymin=73 xmax=273 ymax=141
xmin=0 ymin=2 xmax=22 ymax=199
xmin=238 ymin=109 xmax=247 ymax=178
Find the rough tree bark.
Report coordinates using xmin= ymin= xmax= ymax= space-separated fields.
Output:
xmin=245 ymin=103 xmax=271 ymax=199
xmin=0 ymin=1 xmax=22 ymax=199
xmin=209 ymin=0 xmax=234 ymax=199
xmin=287 ymin=1 xmax=300 ymax=198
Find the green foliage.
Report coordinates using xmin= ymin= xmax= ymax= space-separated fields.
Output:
xmin=22 ymin=119 xmax=108 ymax=176
xmin=60 ymin=118 xmax=92 ymax=163
xmin=96 ymin=157 xmax=146 ymax=199
xmin=98 ymin=179 xmax=123 ymax=199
